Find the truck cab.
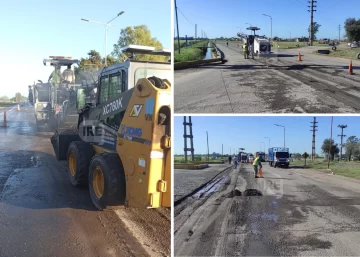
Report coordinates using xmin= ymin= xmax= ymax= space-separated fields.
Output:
xmin=254 ymin=37 xmax=271 ymax=55
xmin=248 ymin=153 xmax=254 ymax=163
xmin=240 ymin=153 xmax=248 ymax=163
xmin=268 ymin=147 xmax=290 ymax=168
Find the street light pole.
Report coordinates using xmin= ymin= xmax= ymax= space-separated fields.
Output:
xmin=262 ymin=14 xmax=272 ymax=41
xmin=81 ymin=11 xmax=125 ymax=66
xmin=274 ymin=124 xmax=286 ymax=148
xmin=265 ymin=137 xmax=270 ymax=151
xmin=206 ymin=131 xmax=209 ymax=161
xmin=245 ymin=22 xmax=252 ymax=28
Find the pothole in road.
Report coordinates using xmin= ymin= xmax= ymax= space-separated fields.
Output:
xmin=227 ymin=189 xmax=263 ymax=198
xmin=244 ymin=189 xmax=263 ymax=196
xmin=227 ymin=189 xmax=242 ymax=198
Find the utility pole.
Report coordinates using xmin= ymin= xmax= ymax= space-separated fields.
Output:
xmin=308 ymin=0 xmax=317 ymax=46
xmin=328 ymin=117 xmax=333 ymax=169
xmin=206 ymin=131 xmax=209 ymax=161
xmin=310 ymin=117 xmax=318 ymax=161
xmin=222 ymin=143 xmax=223 ymax=156
xmin=174 ymin=0 xmax=181 ymax=54
xmin=183 ymin=116 xmax=195 ymax=162
xmin=195 ymin=24 xmax=197 ymax=39
xmin=338 ymin=24 xmax=341 ymax=41
xmin=338 ymin=124 xmax=347 ymax=160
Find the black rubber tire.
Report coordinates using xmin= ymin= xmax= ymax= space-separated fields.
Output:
xmin=317 ymin=49 xmax=330 ymax=54
xmin=88 ymin=153 xmax=126 ymax=211
xmin=67 ymin=141 xmax=94 ymax=187
xmin=357 ymin=53 xmax=360 ymax=60
xmin=332 ymin=46 xmax=337 ymax=51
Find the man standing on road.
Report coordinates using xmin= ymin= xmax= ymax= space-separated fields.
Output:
xmin=252 ymin=155 xmax=262 ymax=178
xmin=48 ymin=66 xmax=63 ymax=89
xmin=234 ymin=155 xmax=238 ymax=169
xmin=243 ymin=43 xmax=248 ymax=59
xmin=62 ymin=65 xmax=75 ymax=84
xmin=228 ymin=155 xmax=232 ymax=164
xmin=227 ymin=41 xmax=229 ymax=47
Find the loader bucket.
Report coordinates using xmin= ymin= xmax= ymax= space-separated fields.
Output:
xmin=51 ymin=129 xmax=80 ymax=161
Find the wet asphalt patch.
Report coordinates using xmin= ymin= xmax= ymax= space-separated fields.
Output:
xmin=227 ymin=188 xmax=263 ymax=198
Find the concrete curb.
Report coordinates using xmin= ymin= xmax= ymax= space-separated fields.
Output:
xmin=174 ymin=165 xmax=233 ymax=206
xmin=174 ymin=163 xmax=209 ymax=170
xmin=174 ymin=58 xmax=222 ymax=70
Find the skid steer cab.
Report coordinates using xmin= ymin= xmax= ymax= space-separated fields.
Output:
xmin=51 ymin=45 xmax=171 ymax=210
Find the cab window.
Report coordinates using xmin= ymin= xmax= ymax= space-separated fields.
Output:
xmin=109 ymin=73 xmax=121 ymax=99
xmin=100 ymin=76 xmax=109 ymax=104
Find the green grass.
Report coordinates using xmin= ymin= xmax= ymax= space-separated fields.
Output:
xmin=174 ymin=40 xmax=209 ymax=63
xmin=271 ymin=41 xmax=331 ymax=49
xmin=290 ymin=158 xmax=360 ymax=179
xmin=174 ymin=155 xmax=226 ymax=163
xmin=312 ymin=47 xmax=360 ymax=59
xmin=0 ymin=102 xmax=15 ymax=107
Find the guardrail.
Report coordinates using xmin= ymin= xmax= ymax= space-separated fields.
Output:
xmin=212 ymin=43 xmax=225 ymax=60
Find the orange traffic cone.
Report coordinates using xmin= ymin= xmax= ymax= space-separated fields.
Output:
xmin=258 ymin=168 xmax=263 ymax=178
xmin=348 ymin=59 xmax=353 ymax=75
xmin=298 ymin=52 xmax=302 ymax=61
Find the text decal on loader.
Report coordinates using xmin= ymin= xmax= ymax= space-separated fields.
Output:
xmin=103 ymin=97 xmax=123 ymax=115
xmin=145 ymin=98 xmax=154 ymax=121
xmin=120 ymin=125 xmax=143 ymax=137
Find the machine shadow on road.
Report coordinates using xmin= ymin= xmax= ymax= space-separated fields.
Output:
xmin=184 ymin=63 xmax=360 ymax=71
xmin=0 ymin=150 xmax=98 ymax=212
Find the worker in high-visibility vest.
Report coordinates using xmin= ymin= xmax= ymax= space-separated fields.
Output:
xmin=252 ymin=155 xmax=262 ymax=178
xmin=48 ymin=66 xmax=64 ymax=89
xmin=243 ymin=43 xmax=248 ymax=59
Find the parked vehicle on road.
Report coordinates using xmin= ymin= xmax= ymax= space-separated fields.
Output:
xmin=248 ymin=153 xmax=254 ymax=163
xmin=255 ymin=151 xmax=266 ymax=162
xmin=268 ymin=147 xmax=291 ymax=168
xmin=240 ymin=153 xmax=248 ymax=163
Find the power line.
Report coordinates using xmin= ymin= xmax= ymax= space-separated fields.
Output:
xmin=177 ymin=7 xmax=194 ymax=26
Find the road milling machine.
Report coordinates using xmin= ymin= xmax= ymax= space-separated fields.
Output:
xmin=237 ymin=26 xmax=271 ymax=58
xmin=51 ymin=45 xmax=171 ymax=210
xmin=31 ymin=56 xmax=80 ymax=129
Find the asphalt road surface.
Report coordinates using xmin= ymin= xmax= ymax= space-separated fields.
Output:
xmin=174 ymin=42 xmax=360 ymax=113
xmin=0 ymin=103 xmax=170 ymax=257
xmin=174 ymin=163 xmax=360 ymax=256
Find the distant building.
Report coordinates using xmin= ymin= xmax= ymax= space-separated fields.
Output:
xmin=296 ymin=37 xmax=309 ymax=42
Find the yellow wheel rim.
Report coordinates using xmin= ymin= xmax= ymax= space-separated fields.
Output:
xmin=68 ymin=152 xmax=76 ymax=176
xmin=93 ymin=166 xmax=104 ymax=199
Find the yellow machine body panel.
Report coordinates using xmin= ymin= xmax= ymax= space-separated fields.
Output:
xmin=117 ymin=78 xmax=171 ymax=208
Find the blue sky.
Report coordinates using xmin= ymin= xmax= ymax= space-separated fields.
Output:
xmin=174 ymin=116 xmax=360 ymax=155
xmin=0 ymin=0 xmax=170 ymax=98
xmin=175 ymin=0 xmax=360 ymax=39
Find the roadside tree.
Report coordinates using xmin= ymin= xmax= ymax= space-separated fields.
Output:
xmin=0 ymin=95 xmax=9 ymax=102
xmin=344 ymin=18 xmax=360 ymax=42
xmin=321 ymin=138 xmax=339 ymax=161
xmin=308 ymin=22 xmax=321 ymax=40
xmin=112 ymin=25 xmax=167 ymax=62
xmin=345 ymin=136 xmax=359 ymax=161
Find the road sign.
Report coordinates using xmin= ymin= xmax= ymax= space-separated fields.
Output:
xmin=302 ymin=152 xmax=309 ymax=159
